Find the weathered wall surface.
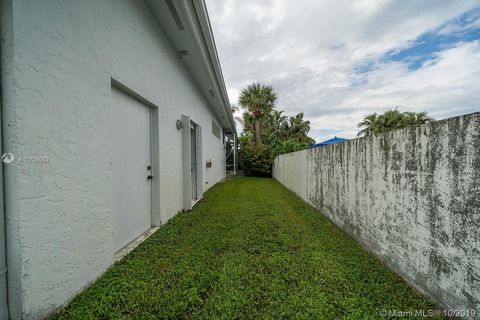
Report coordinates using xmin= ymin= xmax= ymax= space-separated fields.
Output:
xmin=2 ymin=0 xmax=226 ymax=318
xmin=273 ymin=112 xmax=480 ymax=317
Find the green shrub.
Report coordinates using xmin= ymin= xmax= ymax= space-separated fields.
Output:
xmin=239 ymin=134 xmax=310 ymax=177
xmin=272 ymin=140 xmax=309 ymax=156
xmin=240 ymin=142 xmax=273 ymax=177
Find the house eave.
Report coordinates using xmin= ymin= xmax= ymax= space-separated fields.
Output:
xmin=146 ymin=0 xmax=235 ymax=133
xmin=190 ymin=0 xmax=236 ymax=134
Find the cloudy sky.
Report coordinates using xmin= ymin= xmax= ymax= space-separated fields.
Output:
xmin=205 ymin=0 xmax=480 ymax=142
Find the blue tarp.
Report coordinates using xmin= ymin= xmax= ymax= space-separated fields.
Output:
xmin=308 ymin=136 xmax=347 ymax=149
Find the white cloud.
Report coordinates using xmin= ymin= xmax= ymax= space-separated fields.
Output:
xmin=340 ymin=42 xmax=480 ymax=120
xmin=206 ymin=0 xmax=480 ymax=137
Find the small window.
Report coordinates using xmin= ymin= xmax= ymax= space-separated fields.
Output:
xmin=212 ymin=120 xmax=221 ymax=139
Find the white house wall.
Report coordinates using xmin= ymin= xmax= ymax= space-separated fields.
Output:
xmin=2 ymin=0 xmax=226 ymax=318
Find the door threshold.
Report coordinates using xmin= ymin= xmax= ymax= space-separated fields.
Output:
xmin=114 ymin=226 xmax=159 ymax=262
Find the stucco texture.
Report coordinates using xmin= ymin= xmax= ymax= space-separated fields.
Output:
xmin=2 ymin=0 xmax=226 ymax=318
xmin=273 ymin=112 xmax=480 ymax=318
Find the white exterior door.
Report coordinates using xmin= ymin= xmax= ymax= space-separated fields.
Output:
xmin=190 ymin=125 xmax=197 ymax=201
xmin=182 ymin=116 xmax=203 ymax=210
xmin=112 ymin=88 xmax=152 ymax=252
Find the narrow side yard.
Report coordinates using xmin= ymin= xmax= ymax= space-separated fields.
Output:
xmin=52 ymin=177 xmax=439 ymax=319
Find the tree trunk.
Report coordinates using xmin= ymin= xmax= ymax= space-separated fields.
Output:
xmin=254 ymin=120 xmax=261 ymax=145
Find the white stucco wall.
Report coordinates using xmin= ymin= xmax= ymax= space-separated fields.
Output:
xmin=2 ymin=0 xmax=226 ymax=318
xmin=273 ymin=113 xmax=480 ymax=318
xmin=272 ymin=150 xmax=307 ymax=200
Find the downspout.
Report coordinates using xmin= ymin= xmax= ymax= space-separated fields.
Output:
xmin=0 ymin=0 xmax=10 ymax=318
xmin=233 ymin=133 xmax=237 ymax=176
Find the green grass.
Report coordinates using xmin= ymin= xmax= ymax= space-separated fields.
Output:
xmin=52 ymin=177 xmax=440 ymax=319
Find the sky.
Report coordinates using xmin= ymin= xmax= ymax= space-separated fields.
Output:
xmin=205 ymin=0 xmax=480 ymax=142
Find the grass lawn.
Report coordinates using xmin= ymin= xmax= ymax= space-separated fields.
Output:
xmin=52 ymin=177 xmax=439 ymax=319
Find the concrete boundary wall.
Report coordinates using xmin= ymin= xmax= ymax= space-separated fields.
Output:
xmin=273 ymin=112 xmax=480 ymax=317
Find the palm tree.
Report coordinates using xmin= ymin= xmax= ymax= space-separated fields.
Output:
xmin=401 ymin=111 xmax=433 ymax=126
xmin=375 ymin=109 xmax=405 ymax=133
xmin=239 ymin=83 xmax=277 ymax=145
xmin=267 ymin=110 xmax=288 ymax=142
xmin=357 ymin=109 xmax=433 ymax=136
xmin=242 ymin=111 xmax=254 ymax=135
xmin=357 ymin=113 xmax=378 ymax=137
xmin=287 ymin=112 xmax=313 ymax=143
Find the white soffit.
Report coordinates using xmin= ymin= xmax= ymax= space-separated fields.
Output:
xmin=146 ymin=0 xmax=235 ymax=133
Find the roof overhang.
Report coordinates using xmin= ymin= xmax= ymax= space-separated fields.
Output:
xmin=145 ymin=0 xmax=235 ymax=133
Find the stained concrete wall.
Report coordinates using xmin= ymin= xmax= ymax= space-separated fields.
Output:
xmin=1 ymin=0 xmax=226 ymax=318
xmin=273 ymin=112 xmax=480 ymax=317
